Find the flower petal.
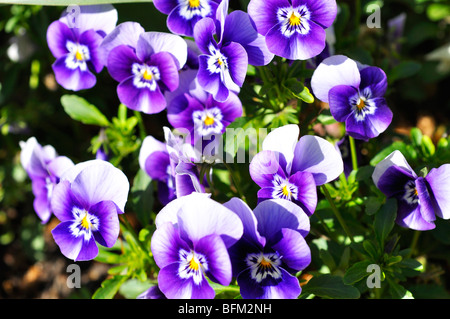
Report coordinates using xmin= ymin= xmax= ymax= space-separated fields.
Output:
xmin=288 ymin=170 xmax=318 ymax=216
xmin=90 ymin=200 xmax=120 ymax=248
xmin=396 ymin=200 xmax=435 ymax=231
xmin=249 ymin=150 xmax=288 ymax=188
xmin=372 ymin=150 xmax=417 ymax=188
xmin=247 ymin=0 xmax=291 ymax=36
xmin=59 ymin=4 xmax=118 ymax=35
xmin=138 ymin=135 xmax=168 ymax=174
xmin=51 ymin=180 xmax=82 ymax=222
xmin=99 ymin=21 xmax=144 ymax=62
xmin=328 ymin=84 xmax=358 ymax=122
xmin=107 ymin=45 xmax=139 ymax=82
xmin=262 ymin=124 xmax=299 ymax=173
xmin=426 ymin=164 xmax=450 ymax=219
xmin=359 ymin=66 xmax=388 ymax=98
xmin=294 ymin=0 xmax=337 ymax=28
xmin=52 ymin=56 xmax=97 ymax=91
xmin=51 ymin=221 xmax=84 ymax=261
xmin=151 ymin=222 xmax=190 ymax=269
xmin=46 ymin=21 xmax=76 ymax=58
xmin=271 ymin=228 xmax=311 ymax=272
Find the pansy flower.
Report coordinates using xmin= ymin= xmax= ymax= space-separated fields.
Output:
xmin=167 ymin=70 xmax=243 ymax=148
xmin=311 ymin=55 xmax=393 ymax=141
xmin=372 ymin=150 xmax=450 ymax=231
xmin=50 ymin=160 xmax=129 ymax=261
xmin=226 ymin=198 xmax=311 ymax=299
xmin=249 ymin=124 xmax=343 ymax=215
xmin=194 ymin=0 xmax=273 ymax=102
xmin=20 ymin=137 xmax=74 ymax=224
xmin=247 ymin=0 xmax=337 ymax=60
xmin=102 ymin=22 xmax=187 ymax=114
xmin=151 ymin=193 xmax=243 ymax=299
xmin=46 ymin=5 xmax=118 ymax=91
xmin=153 ymin=0 xmax=222 ymax=37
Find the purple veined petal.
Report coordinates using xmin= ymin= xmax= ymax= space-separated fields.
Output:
xmin=372 ymin=150 xmax=417 ymax=189
xmin=148 ymin=51 xmax=180 ymax=92
xmin=106 ymin=45 xmax=139 ymax=83
xmin=151 ymin=222 xmax=190 ymax=270
xmin=249 ymin=150 xmax=288 ymax=188
xmin=175 ymin=162 xmax=204 ymax=195
xmin=117 ymin=76 xmax=167 ymax=114
xmin=253 ymin=198 xmax=310 ymax=242
xmin=75 ymin=235 xmax=99 ymax=261
xmin=52 ymin=55 xmax=97 ymax=91
xmin=291 ymin=135 xmax=344 ymax=185
xmin=222 ymin=10 xmax=274 ymax=66
xmin=262 ymin=124 xmax=299 ymax=174
xmin=175 ymin=192 xmax=244 ymax=248
xmin=59 ymin=4 xmax=118 ymax=36
xmin=47 ymin=156 xmax=75 ymax=180
xmin=157 ymin=181 xmax=177 ymax=205
xmin=288 ymin=170 xmax=318 ymax=216
xmin=155 ymin=192 xmax=213 ymax=228
xmin=194 ymin=234 xmax=233 ymax=286
xmin=136 ymin=32 xmax=187 ymax=69
xmin=90 ymin=200 xmax=121 ymax=248
xmin=271 ymin=228 xmax=311 ymax=272
xmin=99 ymin=21 xmax=144 ymax=62
xmin=51 ymin=221 xmax=84 ymax=261
xmin=137 ymin=285 xmax=167 ymax=299
xmin=33 ymin=192 xmax=52 ymax=224
xmin=67 ymin=160 xmax=129 ymax=212
xmin=138 ymin=135 xmax=168 ymax=173
xmin=311 ymin=55 xmax=361 ymax=103
xmin=359 ymin=66 xmax=388 ymax=98
xmin=265 ymin=19 xmax=327 ymax=61
xmin=293 ymin=0 xmax=337 ymax=29
xmin=215 ymin=0 xmax=228 ymax=43
xmin=208 ymin=92 xmax=243 ymax=126
xmin=20 ymin=137 xmax=53 ymax=178
xmin=165 ymin=68 xmax=201 ymax=107
xmin=396 ymin=200 xmax=435 ymax=231
xmin=50 ymin=180 xmax=82 ymax=222
xmin=78 ymin=29 xmax=105 ymax=73
xmin=220 ymin=41 xmax=248 ymax=88
xmin=363 ymin=97 xmax=393 ymax=135
xmin=193 ymin=17 xmax=217 ymax=55
xmin=426 ymin=164 xmax=450 ymax=219
xmin=344 ymin=110 xmax=381 ymax=141
xmin=328 ymin=85 xmax=358 ymax=122
xmin=158 ymin=262 xmax=215 ymax=299
xmin=167 ymin=5 xmax=206 ymax=38
xmin=375 ymin=166 xmax=416 ymax=199
xmin=247 ymin=0 xmax=291 ymax=36
xmin=144 ymin=151 xmax=171 ymax=182
xmin=167 ymin=94 xmax=203 ymax=135
xmin=197 ymin=55 xmax=229 ymax=102
xmin=223 ymin=197 xmax=266 ymax=248
xmin=47 ymin=21 xmax=76 ymax=58
xmin=237 ymin=267 xmax=301 ymax=299
xmin=415 ymin=177 xmax=436 ymax=222
xmin=153 ymin=0 xmax=178 ymax=14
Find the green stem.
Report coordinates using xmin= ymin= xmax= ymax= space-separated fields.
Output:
xmin=321 ymin=185 xmax=354 ymax=243
xmin=349 ymin=136 xmax=358 ymax=172
xmin=408 ymin=231 xmax=421 ymax=258
xmin=133 ymin=110 xmax=147 ymax=141
xmin=224 ymin=162 xmax=246 ymax=202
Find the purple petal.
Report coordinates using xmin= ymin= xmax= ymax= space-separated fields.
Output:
xmin=195 ymin=234 xmax=232 ymax=286
xmin=372 ymin=150 xmax=417 ymax=189
xmin=167 ymin=6 xmax=206 ymax=38
xmin=52 ymin=56 xmax=97 ymax=91
xmin=47 ymin=156 xmax=75 ymax=179
xmin=33 ymin=192 xmax=52 ymax=224
xmin=20 ymin=137 xmax=54 ymax=178
xmin=311 ymin=55 xmax=361 ymax=103
xmin=107 ymin=45 xmax=139 ymax=82
xmin=51 ymin=221 xmax=84 ymax=261
xmin=288 ymin=171 xmax=318 ymax=216
xmin=117 ymin=76 xmax=167 ymax=114
xmin=193 ymin=17 xmax=217 ymax=55
xmin=153 ymin=0 xmax=178 ymax=14
xmin=247 ymin=0 xmax=291 ymax=36
xmin=138 ymin=135 xmax=168 ymax=172
xmin=271 ymin=228 xmax=311 ymax=272
xmin=74 ymin=235 xmax=99 ymax=261
xmin=249 ymin=150 xmax=288 ymax=188
xmin=376 ymin=165 xmax=415 ymax=198
xmin=50 ymin=180 xmax=82 ymax=222
xmin=237 ymin=267 xmax=301 ymax=299
xmin=144 ymin=151 xmax=171 ymax=182
xmin=426 ymin=164 xmax=450 ymax=220
xmin=99 ymin=21 xmax=144 ymax=62
xmin=47 ymin=21 xmax=76 ymax=58
xmin=136 ymin=32 xmax=187 ymax=69
xmin=291 ymin=135 xmax=344 ymax=185
xmin=359 ymin=66 xmax=388 ymax=98
xmin=90 ymin=200 xmax=120 ymax=248
xmin=222 ymin=10 xmax=274 ymax=66
xmin=396 ymin=201 xmax=435 ymax=231
xmin=294 ymin=0 xmax=337 ymax=28
xmin=59 ymin=4 xmax=118 ymax=35
xmin=175 ymin=162 xmax=204 ymax=196
xmin=220 ymin=41 xmax=248 ymax=87
xmin=415 ymin=177 xmax=436 ymax=222
xmin=253 ymin=198 xmax=310 ymax=241
xmin=328 ymin=85 xmax=358 ymax=122
xmin=149 ymin=51 xmax=180 ymax=92
xmin=158 ymin=262 xmax=215 ymax=299
xmin=157 ymin=181 xmax=176 ymax=206
xmin=262 ymin=124 xmax=299 ymax=173
xmin=151 ymin=222 xmax=190 ymax=269
xmin=211 ymin=92 xmax=243 ymax=124
xmin=197 ymin=55 xmax=229 ymax=102
xmin=167 ymin=93 xmax=202 ymax=132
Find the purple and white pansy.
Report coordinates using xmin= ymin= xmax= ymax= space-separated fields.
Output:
xmin=373 ymin=150 xmax=450 ymax=231
xmin=249 ymin=124 xmax=343 ymax=215
xmin=225 ymin=198 xmax=311 ymax=299
xmin=247 ymin=0 xmax=337 ymax=61
xmin=20 ymin=137 xmax=75 ymax=224
xmin=151 ymin=192 xmax=244 ymax=299
xmin=50 ymin=160 xmax=129 ymax=261
xmin=46 ymin=5 xmax=118 ymax=91
xmin=311 ymin=55 xmax=393 ymax=141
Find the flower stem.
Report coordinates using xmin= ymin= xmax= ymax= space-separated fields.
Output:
xmin=134 ymin=110 xmax=147 ymax=141
xmin=408 ymin=231 xmax=421 ymax=258
xmin=224 ymin=162 xmax=246 ymax=202
xmin=348 ymin=136 xmax=358 ymax=172
xmin=321 ymin=185 xmax=354 ymax=243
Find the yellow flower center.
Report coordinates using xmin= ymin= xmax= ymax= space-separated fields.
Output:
xmin=204 ymin=115 xmax=215 ymax=126
xmin=143 ymin=70 xmax=153 ymax=81
xmin=282 ymin=185 xmax=291 ymax=197
xmin=189 ymin=256 xmax=200 ymax=271
xmin=81 ymin=214 xmax=91 ymax=230
xmin=356 ymin=98 xmax=366 ymax=110
xmin=189 ymin=0 xmax=200 ymax=8
xmin=414 ymin=188 xmax=418 ymax=196
xmin=289 ymin=12 xmax=301 ymax=26
xmin=75 ymin=50 xmax=84 ymax=61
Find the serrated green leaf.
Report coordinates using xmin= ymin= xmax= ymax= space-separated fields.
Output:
xmin=302 ymin=274 xmax=360 ymax=299
xmin=61 ymin=95 xmax=110 ymax=127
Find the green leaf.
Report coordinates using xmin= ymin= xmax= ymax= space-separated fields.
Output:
xmin=302 ymin=274 xmax=360 ymax=299
xmin=60 ymin=95 xmax=110 ymax=127
xmin=388 ymin=61 xmax=421 ymax=83
xmin=118 ymin=279 xmax=153 ymax=299
xmin=410 ymin=127 xmax=423 ymax=148
xmin=343 ymin=260 xmax=373 ymax=285
xmin=130 ymin=169 xmax=154 ymax=226
xmin=370 ymin=141 xmax=410 ymax=166
xmin=421 ymin=135 xmax=435 ymax=157
xmin=374 ymin=198 xmax=397 ymax=245
xmin=92 ymin=275 xmax=129 ymax=299
xmin=283 ymin=78 xmax=315 ymax=104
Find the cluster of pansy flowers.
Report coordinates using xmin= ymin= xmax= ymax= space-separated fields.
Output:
xmin=18 ymin=0 xmax=448 ymax=300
